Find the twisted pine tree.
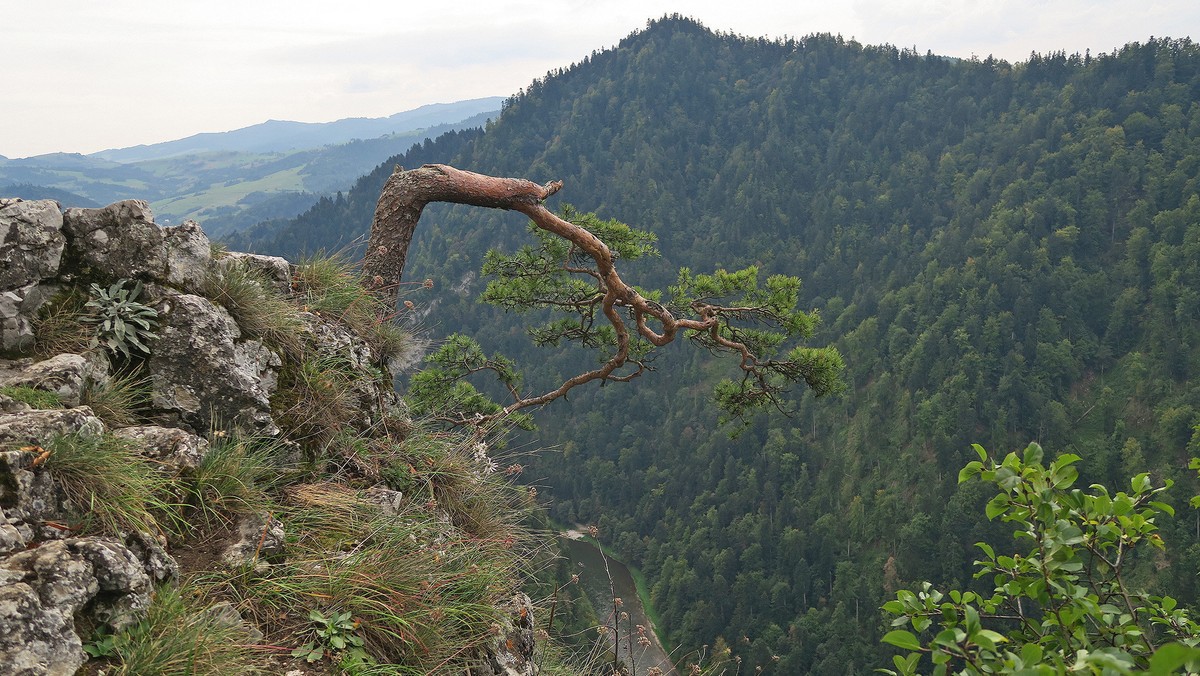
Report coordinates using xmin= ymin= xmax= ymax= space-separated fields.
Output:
xmin=362 ymin=164 xmax=844 ymax=429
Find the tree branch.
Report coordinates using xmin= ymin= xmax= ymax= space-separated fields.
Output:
xmin=367 ymin=164 xmax=842 ymax=429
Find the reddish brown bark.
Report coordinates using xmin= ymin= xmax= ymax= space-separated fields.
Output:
xmin=363 ymin=164 xmax=563 ymax=295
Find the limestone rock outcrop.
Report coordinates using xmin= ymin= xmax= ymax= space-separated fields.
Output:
xmin=0 ymin=196 xmax=534 ymax=675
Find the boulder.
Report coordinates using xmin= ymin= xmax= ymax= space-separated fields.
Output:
xmin=112 ymin=425 xmax=208 ymax=474
xmin=62 ymin=200 xmax=165 ymax=282
xmin=221 ymin=512 xmax=285 ymax=570
xmin=163 ymin=220 xmax=212 ymax=294
xmin=218 ymin=251 xmax=293 ymax=295
xmin=0 ymin=199 xmax=66 ymax=352
xmin=147 ymin=293 xmax=279 ymax=437
xmin=0 ymin=506 xmax=25 ymax=556
xmin=0 ymin=535 xmax=172 ymax=675
xmin=0 ymin=407 xmax=105 ymax=448
xmin=0 ymin=199 xmax=65 ymax=290
xmin=0 ymin=353 xmax=106 ymax=408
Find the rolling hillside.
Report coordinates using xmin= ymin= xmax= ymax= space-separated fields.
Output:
xmin=0 ymin=100 xmax=501 ymax=235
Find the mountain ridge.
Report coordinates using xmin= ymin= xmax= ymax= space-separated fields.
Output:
xmin=89 ymin=96 xmax=506 ymax=162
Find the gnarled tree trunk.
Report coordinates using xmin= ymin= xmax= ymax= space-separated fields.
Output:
xmin=363 ymin=164 xmax=562 ymax=298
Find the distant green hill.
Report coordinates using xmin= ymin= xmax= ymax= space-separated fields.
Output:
xmin=236 ymin=17 xmax=1200 ymax=674
xmin=0 ymin=101 xmax=501 ymax=235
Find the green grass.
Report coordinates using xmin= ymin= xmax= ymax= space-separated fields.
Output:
xmin=43 ymin=432 xmax=182 ymax=536
xmin=106 ymin=585 xmax=265 ymax=675
xmin=150 ymin=165 xmax=307 ymax=221
xmin=293 ymin=254 xmax=418 ymax=367
xmin=202 ymin=260 xmax=304 ymax=360
xmin=272 ymin=354 xmax=360 ymax=450
xmin=0 ymin=385 xmax=63 ymax=409
xmin=182 ymin=435 xmax=281 ymax=531
xmin=82 ymin=372 xmax=151 ymax=428
xmin=29 ymin=287 xmax=93 ymax=358
xmin=199 ymin=480 xmax=519 ymax=673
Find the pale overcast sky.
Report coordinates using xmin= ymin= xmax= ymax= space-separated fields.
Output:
xmin=2 ymin=0 xmax=1196 ymax=158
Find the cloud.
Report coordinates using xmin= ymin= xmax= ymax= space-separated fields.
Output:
xmin=1 ymin=0 xmax=1196 ymax=157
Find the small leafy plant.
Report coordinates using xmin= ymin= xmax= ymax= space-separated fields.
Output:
xmin=82 ymin=626 xmax=117 ymax=658
xmin=84 ymin=280 xmax=159 ymax=359
xmin=292 ymin=608 xmax=364 ymax=664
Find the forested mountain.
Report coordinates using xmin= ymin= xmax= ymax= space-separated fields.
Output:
xmin=232 ymin=16 xmax=1200 ymax=673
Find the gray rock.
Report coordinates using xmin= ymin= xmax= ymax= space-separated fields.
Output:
xmin=364 ymin=486 xmax=405 ymax=516
xmin=0 ymin=283 xmax=61 ymax=354
xmin=0 ymin=506 xmax=26 ymax=555
xmin=62 ymin=200 xmax=166 ymax=282
xmin=0 ymin=353 xmax=96 ymax=408
xmin=0 ymin=199 xmax=65 ymax=291
xmin=0 ymin=410 xmax=105 ymax=542
xmin=147 ymin=293 xmax=280 ymax=436
xmin=204 ymin=600 xmax=264 ymax=643
xmin=219 ymin=251 xmax=293 ymax=294
xmin=221 ymin=512 xmax=285 ymax=570
xmin=0 ymin=536 xmax=168 ymax=674
xmin=71 ymin=538 xmax=154 ymax=629
xmin=112 ymin=425 xmax=209 ymax=474
xmin=0 ymin=198 xmax=65 ymax=352
xmin=0 ymin=407 xmax=105 ymax=447
xmin=471 ymin=592 xmax=536 ymax=676
xmin=121 ymin=530 xmax=179 ymax=586
xmin=0 ymin=581 xmax=81 ymax=675
xmin=163 ymin=220 xmax=212 ymax=294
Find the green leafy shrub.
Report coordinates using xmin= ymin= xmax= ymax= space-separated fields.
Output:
xmin=882 ymin=443 xmax=1200 ymax=675
xmin=292 ymin=608 xmax=366 ymax=664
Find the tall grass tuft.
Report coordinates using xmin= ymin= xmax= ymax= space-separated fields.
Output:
xmin=272 ymin=354 xmax=360 ymax=449
xmin=208 ymin=488 xmax=517 ymax=673
xmin=182 ymin=435 xmax=281 ymax=530
xmin=82 ymin=372 xmax=151 ymax=428
xmin=43 ymin=432 xmax=181 ymax=536
xmin=108 ymin=585 xmax=265 ymax=675
xmin=29 ymin=287 xmax=93 ymax=358
xmin=202 ymin=261 xmax=304 ymax=361
xmin=292 ymin=254 xmax=419 ymax=367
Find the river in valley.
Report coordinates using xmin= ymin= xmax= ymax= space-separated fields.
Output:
xmin=559 ymin=533 xmax=678 ymax=675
